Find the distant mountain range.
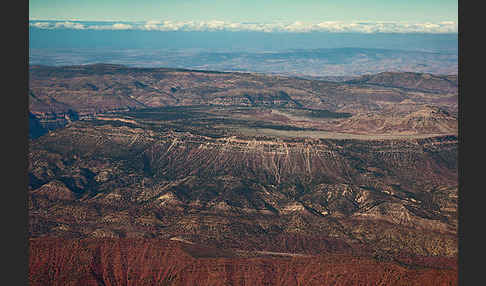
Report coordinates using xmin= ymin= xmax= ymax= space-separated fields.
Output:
xmin=29 ymin=47 xmax=457 ymax=77
xmin=29 ymin=29 xmax=457 ymax=77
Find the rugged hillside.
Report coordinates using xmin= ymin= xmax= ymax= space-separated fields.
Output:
xmin=334 ymin=105 xmax=457 ymax=135
xmin=28 ymin=65 xmax=458 ymax=285
xmin=29 ymin=64 xmax=458 ymax=137
xmin=346 ymin=72 xmax=458 ymax=94
xmin=29 ymin=112 xmax=48 ymax=139
xmin=29 ymin=122 xmax=457 ymax=257
xmin=29 ymin=237 xmax=457 ymax=286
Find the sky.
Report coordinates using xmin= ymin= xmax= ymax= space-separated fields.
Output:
xmin=29 ymin=0 xmax=458 ymax=33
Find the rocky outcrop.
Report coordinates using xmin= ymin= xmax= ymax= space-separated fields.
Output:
xmin=29 ymin=65 xmax=457 ymax=136
xmin=28 ymin=123 xmax=458 ymax=259
xmin=29 ymin=237 xmax=458 ymax=286
xmin=347 ymin=72 xmax=458 ymax=94
xmin=29 ymin=112 xmax=48 ymax=139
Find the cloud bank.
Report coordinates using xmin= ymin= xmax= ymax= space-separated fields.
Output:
xmin=29 ymin=20 xmax=458 ymax=33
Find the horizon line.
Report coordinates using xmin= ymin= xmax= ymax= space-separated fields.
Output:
xmin=28 ymin=19 xmax=458 ymax=34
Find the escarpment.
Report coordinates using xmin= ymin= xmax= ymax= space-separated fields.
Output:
xmin=29 ymin=123 xmax=458 ymax=258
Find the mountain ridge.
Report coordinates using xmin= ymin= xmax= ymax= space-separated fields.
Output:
xmin=29 ymin=64 xmax=458 ymax=139
xmin=28 ymin=65 xmax=458 ymax=285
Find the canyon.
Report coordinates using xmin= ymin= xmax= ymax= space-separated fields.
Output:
xmin=28 ymin=64 xmax=458 ymax=285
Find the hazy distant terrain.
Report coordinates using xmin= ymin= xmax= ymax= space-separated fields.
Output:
xmin=29 ymin=47 xmax=457 ymax=78
xmin=29 ymin=29 xmax=458 ymax=78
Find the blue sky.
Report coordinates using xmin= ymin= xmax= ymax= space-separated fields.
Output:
xmin=30 ymin=0 xmax=457 ymax=24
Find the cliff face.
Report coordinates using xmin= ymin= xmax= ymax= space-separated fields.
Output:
xmin=29 ymin=123 xmax=457 ymax=258
xmin=29 ymin=112 xmax=48 ymax=139
xmin=29 ymin=238 xmax=457 ymax=286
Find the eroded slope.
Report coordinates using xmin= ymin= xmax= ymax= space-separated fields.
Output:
xmin=29 ymin=65 xmax=458 ymax=137
xmin=29 ymin=122 xmax=458 ymax=259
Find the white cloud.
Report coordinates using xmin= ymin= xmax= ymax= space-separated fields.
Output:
xmin=283 ymin=21 xmax=312 ymax=32
xmin=30 ymin=22 xmax=52 ymax=29
xmin=440 ymin=21 xmax=456 ymax=25
xmin=29 ymin=20 xmax=458 ymax=33
xmin=91 ymin=23 xmax=133 ymax=30
xmin=111 ymin=23 xmax=133 ymax=30
xmin=205 ymin=20 xmax=226 ymax=30
xmin=143 ymin=20 xmax=162 ymax=30
xmin=54 ymin=21 xmax=86 ymax=30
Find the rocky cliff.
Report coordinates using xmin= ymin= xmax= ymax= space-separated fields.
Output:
xmin=28 ymin=65 xmax=458 ymax=285
xmin=29 ymin=123 xmax=457 ymax=257
xmin=29 ymin=237 xmax=457 ymax=286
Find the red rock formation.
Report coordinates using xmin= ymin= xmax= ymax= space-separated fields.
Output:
xmin=29 ymin=238 xmax=457 ymax=286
